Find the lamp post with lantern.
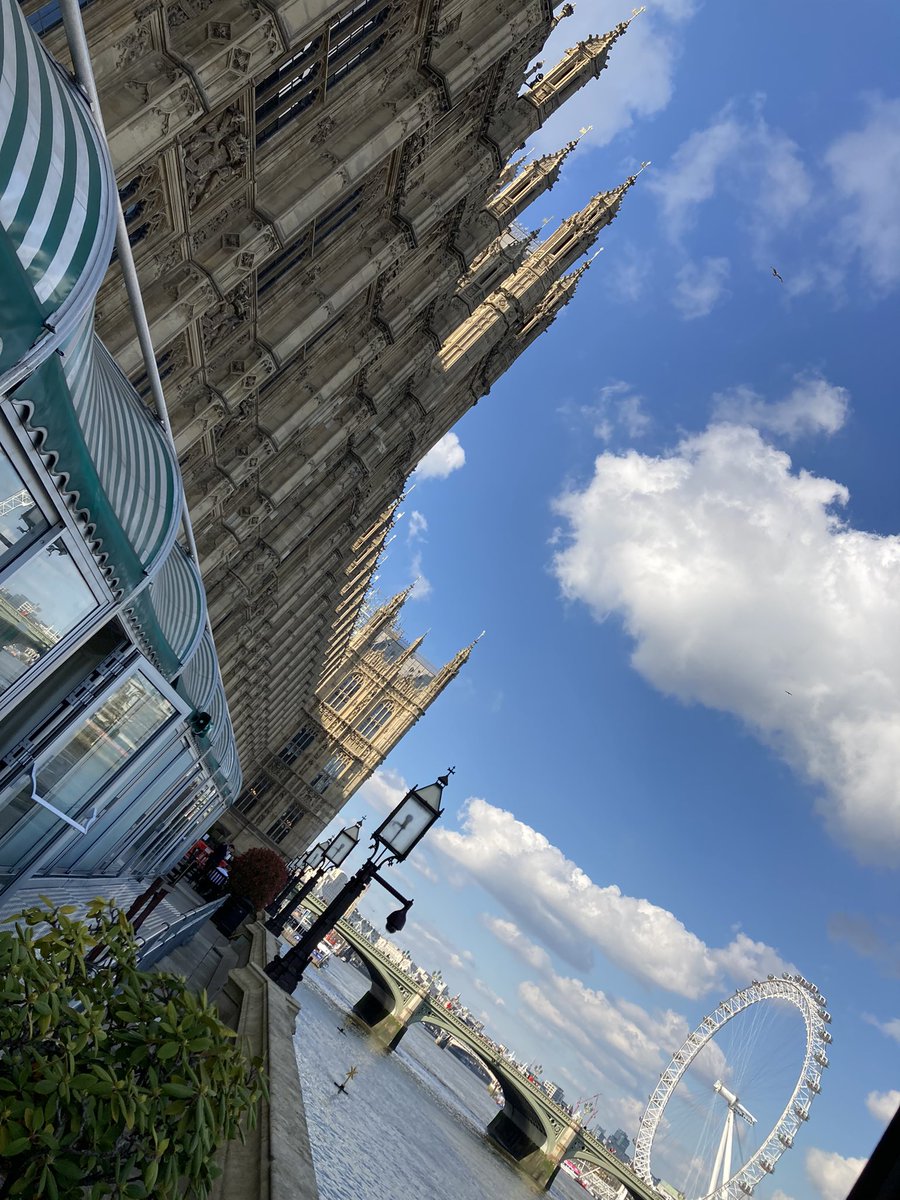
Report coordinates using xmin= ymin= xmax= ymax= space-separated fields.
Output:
xmin=264 ymin=771 xmax=451 ymax=994
xmin=265 ymin=821 xmax=363 ymax=936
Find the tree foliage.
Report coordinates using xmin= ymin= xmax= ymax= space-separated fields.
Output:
xmin=0 ymin=898 xmax=265 ymax=1199
xmin=227 ymin=848 xmax=288 ymax=909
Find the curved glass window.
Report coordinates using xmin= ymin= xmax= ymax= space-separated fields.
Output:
xmin=0 ymin=452 xmax=47 ymax=566
xmin=0 ymin=539 xmax=97 ymax=699
xmin=0 ymin=671 xmax=175 ymax=874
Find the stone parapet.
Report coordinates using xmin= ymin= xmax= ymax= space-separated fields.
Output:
xmin=212 ymin=923 xmax=319 ymax=1200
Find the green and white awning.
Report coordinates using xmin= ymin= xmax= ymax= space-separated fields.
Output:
xmin=13 ymin=310 xmax=182 ymax=596
xmin=124 ymin=542 xmax=207 ymax=679
xmin=0 ymin=0 xmax=116 ymax=388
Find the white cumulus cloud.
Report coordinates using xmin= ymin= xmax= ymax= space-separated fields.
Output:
xmin=866 ymin=1089 xmax=900 ymax=1124
xmin=415 ymin=431 xmax=465 ymax=480
xmin=712 ymin=375 xmax=850 ymax=438
xmin=826 ymin=96 xmax=900 ymax=292
xmin=806 ymin=1148 xmax=867 ymax=1200
xmin=552 ymin=411 xmax=900 ymax=864
xmin=357 ymin=767 xmax=409 ymax=813
xmin=483 ymin=915 xmax=551 ymax=971
xmin=673 ymin=255 xmax=730 ymax=318
xmin=434 ymin=798 xmax=789 ymax=998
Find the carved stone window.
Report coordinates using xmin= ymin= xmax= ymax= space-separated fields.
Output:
xmin=256 ymin=185 xmax=364 ymax=299
xmin=235 ymin=772 xmax=271 ymax=813
xmin=110 ymin=168 xmax=166 ymax=261
xmin=129 ymin=334 xmax=189 ymax=400
xmin=266 ymin=800 xmax=304 ymax=842
xmin=325 ymin=0 xmax=390 ymax=95
xmin=277 ymin=724 xmax=316 ymax=765
xmin=254 ymin=1 xmax=391 ymax=148
xmin=309 ymin=752 xmax=348 ymax=796
xmin=327 ymin=674 xmax=361 ymax=712
xmin=255 ymin=37 xmax=323 ymax=148
xmin=356 ymin=700 xmax=392 ymax=738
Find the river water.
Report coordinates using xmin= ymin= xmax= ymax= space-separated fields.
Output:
xmin=293 ymin=955 xmax=588 ymax=1200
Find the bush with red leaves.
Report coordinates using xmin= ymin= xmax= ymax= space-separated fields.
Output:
xmin=227 ymin=847 xmax=289 ymax=909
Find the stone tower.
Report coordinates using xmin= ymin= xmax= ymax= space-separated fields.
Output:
xmin=226 ymin=590 xmax=477 ymax=854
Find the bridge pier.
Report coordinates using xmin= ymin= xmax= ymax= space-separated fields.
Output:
xmin=352 ymin=985 xmax=426 ymax=1050
xmin=487 ymin=1107 xmax=580 ymax=1190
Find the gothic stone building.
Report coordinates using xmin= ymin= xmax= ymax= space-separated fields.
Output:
xmin=24 ymin=0 xmax=640 ymax=854
xmin=229 ymin=585 xmax=479 ymax=851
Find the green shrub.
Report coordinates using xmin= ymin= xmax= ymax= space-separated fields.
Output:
xmin=227 ymin=848 xmax=288 ymax=910
xmin=0 ymin=898 xmax=265 ymax=1199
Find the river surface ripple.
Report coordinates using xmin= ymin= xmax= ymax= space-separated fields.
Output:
xmin=293 ymin=956 xmax=587 ymax=1200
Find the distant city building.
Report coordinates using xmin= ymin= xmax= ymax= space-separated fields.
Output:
xmin=608 ymin=1129 xmax=631 ymax=1160
xmin=542 ymin=1080 xmax=566 ymax=1107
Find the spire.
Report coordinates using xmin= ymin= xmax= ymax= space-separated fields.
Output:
xmin=488 ymin=17 xmax=636 ymax=159
xmin=436 ymin=631 xmax=484 ymax=680
xmin=488 ymin=137 xmax=581 ymax=224
xmin=527 ymin=17 xmax=635 ymax=123
xmin=529 ymin=167 xmax=645 ymax=277
xmin=359 ymin=585 xmax=414 ymax=637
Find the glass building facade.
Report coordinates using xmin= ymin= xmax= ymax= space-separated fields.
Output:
xmin=0 ymin=0 xmax=240 ymax=898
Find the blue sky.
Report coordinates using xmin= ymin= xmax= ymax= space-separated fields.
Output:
xmin=316 ymin=4 xmax=900 ymax=1197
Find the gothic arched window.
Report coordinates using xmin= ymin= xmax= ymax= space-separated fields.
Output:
xmin=267 ymin=801 xmax=304 ymax=843
xmin=309 ymin=753 xmax=348 ymax=795
xmin=356 ymin=700 xmax=392 ymax=739
xmin=327 ymin=674 xmax=361 ymax=711
xmin=277 ymin=725 xmax=316 ymax=765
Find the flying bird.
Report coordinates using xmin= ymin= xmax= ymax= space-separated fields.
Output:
xmin=785 ymin=690 xmax=792 ymax=696
xmin=772 ymin=267 xmax=784 ymax=283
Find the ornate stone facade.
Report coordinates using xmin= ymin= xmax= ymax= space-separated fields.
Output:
xmin=26 ymin=0 xmax=639 ymax=846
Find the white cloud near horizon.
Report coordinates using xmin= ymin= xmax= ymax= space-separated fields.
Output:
xmin=673 ymin=255 xmax=730 ymax=318
xmin=552 ymin=405 xmax=900 ymax=865
xmin=415 ymin=431 xmax=466 ymax=480
xmin=712 ymin=375 xmax=850 ymax=439
xmin=357 ymin=766 xmax=408 ymax=813
xmin=866 ymin=1089 xmax=900 ymax=1124
xmin=806 ymin=1148 xmax=867 ymax=1200
xmin=434 ymin=798 xmax=790 ymax=999
xmin=562 ymin=381 xmax=650 ymax=443
xmin=651 ymin=93 xmax=900 ymax=298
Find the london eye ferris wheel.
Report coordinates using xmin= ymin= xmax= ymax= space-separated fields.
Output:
xmin=632 ymin=975 xmax=831 ymax=1200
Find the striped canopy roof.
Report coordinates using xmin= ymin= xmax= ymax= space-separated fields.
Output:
xmin=0 ymin=0 xmax=116 ymax=390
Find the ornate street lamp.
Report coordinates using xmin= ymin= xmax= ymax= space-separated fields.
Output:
xmin=264 ymin=771 xmax=452 ymax=993
xmin=265 ymin=820 xmax=363 ymax=936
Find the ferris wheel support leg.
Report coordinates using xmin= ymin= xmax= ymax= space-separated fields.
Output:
xmin=708 ymin=1108 xmax=732 ymax=1197
xmin=723 ymin=1108 xmax=735 ymax=1195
